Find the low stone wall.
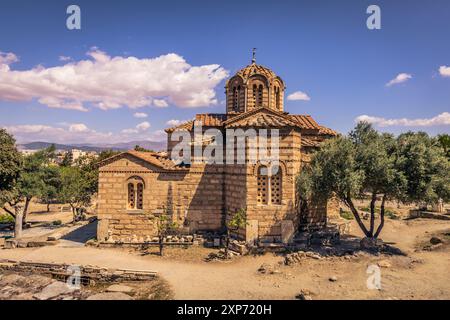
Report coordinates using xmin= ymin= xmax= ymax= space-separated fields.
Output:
xmin=0 ymin=260 xmax=157 ymax=284
xmin=409 ymin=210 xmax=450 ymax=221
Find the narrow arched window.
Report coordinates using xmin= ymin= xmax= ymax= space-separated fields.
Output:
xmin=233 ymin=86 xmax=240 ymax=111
xmin=127 ymin=183 xmax=135 ymax=209
xmin=257 ymin=166 xmax=268 ymax=204
xmin=136 ymin=183 xmax=144 ymax=209
xmin=275 ymin=87 xmax=281 ymax=110
xmin=257 ymin=85 xmax=263 ymax=107
xmin=252 ymin=84 xmax=257 ymax=107
xmin=270 ymin=167 xmax=282 ymax=204
xmin=257 ymin=166 xmax=282 ymax=205
xmin=126 ymin=177 xmax=145 ymax=210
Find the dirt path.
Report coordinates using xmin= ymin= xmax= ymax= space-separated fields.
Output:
xmin=1 ymin=218 xmax=449 ymax=300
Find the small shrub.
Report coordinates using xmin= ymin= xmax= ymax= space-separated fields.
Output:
xmin=340 ymin=210 xmax=354 ymax=220
xmin=0 ymin=214 xmax=14 ymax=224
xmin=385 ymin=210 xmax=400 ymax=220
xmin=52 ymin=220 xmax=62 ymax=226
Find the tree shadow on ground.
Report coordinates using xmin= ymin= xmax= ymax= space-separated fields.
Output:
xmin=286 ymin=234 xmax=407 ymax=257
xmin=61 ymin=221 xmax=97 ymax=244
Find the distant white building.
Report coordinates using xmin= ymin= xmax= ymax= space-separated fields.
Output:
xmin=20 ymin=149 xmax=39 ymax=156
xmin=69 ymin=149 xmax=86 ymax=163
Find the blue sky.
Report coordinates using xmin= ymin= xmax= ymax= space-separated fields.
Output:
xmin=0 ymin=0 xmax=449 ymax=144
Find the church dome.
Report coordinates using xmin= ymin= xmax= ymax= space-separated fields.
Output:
xmin=225 ymin=51 xmax=286 ymax=114
xmin=235 ymin=63 xmax=277 ymax=81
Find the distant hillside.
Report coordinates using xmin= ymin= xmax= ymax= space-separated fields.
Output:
xmin=18 ymin=140 xmax=166 ymax=152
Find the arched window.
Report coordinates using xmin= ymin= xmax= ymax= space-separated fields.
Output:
xmin=257 ymin=166 xmax=282 ymax=205
xmin=257 ymin=85 xmax=263 ymax=107
xmin=127 ymin=183 xmax=135 ymax=209
xmin=270 ymin=167 xmax=282 ymax=204
xmin=257 ymin=166 xmax=268 ymax=204
xmin=252 ymin=84 xmax=257 ymax=107
xmin=233 ymin=86 xmax=240 ymax=111
xmin=275 ymin=86 xmax=281 ymax=110
xmin=136 ymin=183 xmax=144 ymax=209
xmin=127 ymin=177 xmax=145 ymax=210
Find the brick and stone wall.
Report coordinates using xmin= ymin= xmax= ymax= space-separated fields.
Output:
xmin=97 ymin=155 xmax=224 ymax=242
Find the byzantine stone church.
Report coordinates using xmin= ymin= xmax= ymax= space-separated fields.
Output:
xmin=97 ymin=56 xmax=337 ymax=244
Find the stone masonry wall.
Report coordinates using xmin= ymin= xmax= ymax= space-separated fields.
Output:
xmin=97 ymin=154 xmax=224 ymax=242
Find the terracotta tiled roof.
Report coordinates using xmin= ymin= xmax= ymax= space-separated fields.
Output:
xmin=301 ymin=138 xmax=321 ymax=147
xmin=195 ymin=113 xmax=228 ymax=126
xmin=288 ymin=115 xmax=321 ymax=130
xmin=165 ymin=120 xmax=194 ymax=133
xmin=226 ymin=113 xmax=298 ymax=128
xmin=236 ymin=63 xmax=277 ymax=80
xmin=318 ymin=126 xmax=338 ymax=136
xmin=224 ymin=107 xmax=298 ymax=128
xmin=164 ymin=110 xmax=337 ymax=136
xmin=98 ymin=150 xmax=186 ymax=171
xmin=165 ymin=114 xmax=228 ymax=133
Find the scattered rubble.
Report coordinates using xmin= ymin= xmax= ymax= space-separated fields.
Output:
xmin=295 ymin=289 xmax=316 ymax=300
xmin=257 ymin=263 xmax=281 ymax=275
xmin=33 ymin=281 xmax=76 ymax=300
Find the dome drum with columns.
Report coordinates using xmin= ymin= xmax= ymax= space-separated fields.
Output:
xmin=226 ymin=60 xmax=286 ymax=114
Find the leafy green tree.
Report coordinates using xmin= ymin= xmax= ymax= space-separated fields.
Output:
xmin=39 ymin=166 xmax=61 ymax=212
xmin=134 ymin=145 xmax=153 ymax=152
xmin=60 ymin=152 xmax=72 ymax=167
xmin=397 ymin=132 xmax=450 ymax=207
xmin=297 ymin=122 xmax=405 ymax=240
xmin=437 ymin=134 xmax=450 ymax=159
xmin=75 ymin=150 xmax=120 ymax=195
xmin=349 ymin=123 xmax=406 ymax=237
xmin=0 ymin=130 xmax=21 ymax=203
xmin=0 ymin=129 xmax=22 ymax=216
xmin=3 ymin=146 xmax=57 ymax=223
xmin=57 ymin=166 xmax=92 ymax=222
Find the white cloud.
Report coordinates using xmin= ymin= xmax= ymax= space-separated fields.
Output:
xmin=287 ymin=91 xmax=311 ymax=101
xmin=153 ymin=99 xmax=169 ymax=108
xmin=121 ymin=121 xmax=151 ymax=135
xmin=4 ymin=123 xmax=113 ymax=144
xmin=133 ymin=112 xmax=148 ymax=118
xmin=0 ymin=48 xmax=229 ymax=111
xmin=386 ymin=73 xmax=412 ymax=87
xmin=59 ymin=56 xmax=72 ymax=62
xmin=355 ymin=112 xmax=450 ymax=127
xmin=3 ymin=122 xmax=165 ymax=144
xmin=136 ymin=121 xmax=151 ymax=131
xmin=439 ymin=65 xmax=450 ymax=77
xmin=166 ymin=119 xmax=182 ymax=126
xmin=69 ymin=123 xmax=90 ymax=133
xmin=0 ymin=52 xmax=18 ymax=66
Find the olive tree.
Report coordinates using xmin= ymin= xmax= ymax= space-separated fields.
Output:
xmin=0 ymin=129 xmax=22 ymax=236
xmin=396 ymin=132 xmax=450 ymax=207
xmin=297 ymin=122 xmax=405 ymax=241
